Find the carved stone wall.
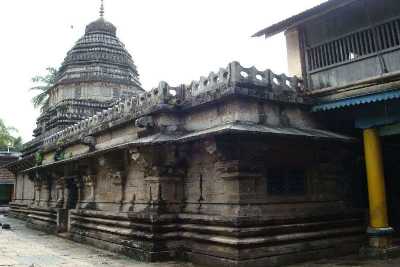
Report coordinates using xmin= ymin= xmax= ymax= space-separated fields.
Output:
xmin=8 ymin=61 xmax=365 ymax=267
xmin=55 ymin=177 xmax=65 ymax=208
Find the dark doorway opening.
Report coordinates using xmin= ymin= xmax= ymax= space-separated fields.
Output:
xmin=0 ymin=184 xmax=14 ymax=205
xmin=56 ymin=178 xmax=78 ymax=234
xmin=66 ymin=178 xmax=78 ymax=210
xmin=383 ymin=136 xmax=400 ymax=238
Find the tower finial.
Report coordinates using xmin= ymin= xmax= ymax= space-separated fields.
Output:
xmin=100 ymin=0 xmax=104 ymax=18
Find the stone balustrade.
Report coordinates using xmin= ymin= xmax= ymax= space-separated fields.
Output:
xmin=188 ymin=61 xmax=302 ymax=97
xmin=39 ymin=62 xmax=304 ymax=148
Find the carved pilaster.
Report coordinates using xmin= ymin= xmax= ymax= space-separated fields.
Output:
xmin=128 ymin=148 xmax=142 ymax=212
xmin=81 ymin=174 xmax=97 ymax=210
xmin=110 ymin=171 xmax=124 ymax=205
xmin=74 ymin=176 xmax=83 ymax=209
xmin=213 ymin=136 xmax=266 ymax=204
xmin=135 ymin=145 xmax=186 ymax=214
xmin=41 ymin=176 xmax=52 ymax=207
xmin=33 ymin=178 xmax=41 ymax=206
xmin=216 ymin=160 xmax=264 ymax=203
xmin=83 ymin=175 xmax=96 ymax=201
xmin=55 ymin=177 xmax=65 ymax=208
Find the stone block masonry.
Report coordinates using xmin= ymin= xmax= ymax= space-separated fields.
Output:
xmin=7 ymin=61 xmax=367 ymax=266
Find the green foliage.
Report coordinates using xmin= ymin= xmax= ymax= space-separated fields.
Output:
xmin=0 ymin=118 xmax=22 ymax=152
xmin=54 ymin=149 xmax=65 ymax=162
xmin=35 ymin=151 xmax=44 ymax=166
xmin=30 ymin=67 xmax=58 ymax=112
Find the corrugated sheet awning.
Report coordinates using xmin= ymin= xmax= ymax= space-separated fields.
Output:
xmin=312 ymin=90 xmax=400 ymax=112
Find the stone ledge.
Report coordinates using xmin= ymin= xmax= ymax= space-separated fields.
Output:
xmin=360 ymin=245 xmax=400 ymax=260
xmin=69 ymin=232 xmax=173 ymax=262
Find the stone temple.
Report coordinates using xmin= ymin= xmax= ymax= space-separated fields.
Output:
xmin=6 ymin=1 xmax=389 ymax=267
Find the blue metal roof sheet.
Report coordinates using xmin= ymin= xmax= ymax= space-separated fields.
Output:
xmin=312 ymin=90 xmax=400 ymax=112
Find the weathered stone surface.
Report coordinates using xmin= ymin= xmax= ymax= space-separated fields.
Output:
xmin=29 ymin=14 xmax=143 ymax=151
xmin=5 ymin=13 xmax=366 ymax=267
xmin=0 ymin=215 xmax=397 ymax=267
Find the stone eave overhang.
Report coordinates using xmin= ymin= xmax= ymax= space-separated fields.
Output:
xmin=179 ymin=121 xmax=355 ymax=143
xmin=23 ymin=121 xmax=354 ymax=174
xmin=40 ymin=87 xmax=311 ymax=155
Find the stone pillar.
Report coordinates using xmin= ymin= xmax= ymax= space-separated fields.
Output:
xmin=74 ymin=177 xmax=83 ymax=210
xmin=83 ymin=175 xmax=96 ymax=204
xmin=34 ymin=179 xmax=41 ymax=206
xmin=41 ymin=177 xmax=52 ymax=207
xmin=55 ymin=177 xmax=65 ymax=208
xmin=54 ymin=177 xmax=68 ymax=233
xmin=362 ymin=128 xmax=394 ymax=254
xmin=110 ymin=171 xmax=124 ymax=210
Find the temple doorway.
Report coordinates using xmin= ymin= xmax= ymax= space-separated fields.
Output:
xmin=57 ymin=178 xmax=79 ymax=234
xmin=66 ymin=178 xmax=78 ymax=210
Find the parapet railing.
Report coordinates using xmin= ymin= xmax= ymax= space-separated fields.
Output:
xmin=187 ymin=61 xmax=302 ymax=97
xmin=37 ymin=62 xmax=303 ymax=148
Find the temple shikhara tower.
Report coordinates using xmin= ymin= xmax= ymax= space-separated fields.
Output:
xmin=33 ymin=3 xmax=142 ymax=139
xmin=5 ymin=0 xmax=400 ymax=266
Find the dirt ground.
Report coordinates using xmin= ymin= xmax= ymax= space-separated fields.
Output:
xmin=0 ymin=215 xmax=399 ymax=267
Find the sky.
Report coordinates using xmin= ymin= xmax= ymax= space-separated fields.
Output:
xmin=0 ymin=0 xmax=325 ymax=142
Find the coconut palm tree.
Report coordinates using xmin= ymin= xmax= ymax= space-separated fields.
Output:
xmin=30 ymin=67 xmax=58 ymax=112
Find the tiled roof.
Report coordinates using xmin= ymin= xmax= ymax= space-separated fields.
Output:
xmin=252 ymin=0 xmax=358 ymax=38
xmin=0 ymin=167 xmax=15 ymax=181
xmin=0 ymin=153 xmax=19 ymax=179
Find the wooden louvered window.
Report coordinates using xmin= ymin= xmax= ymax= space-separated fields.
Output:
xmin=307 ymin=17 xmax=400 ymax=71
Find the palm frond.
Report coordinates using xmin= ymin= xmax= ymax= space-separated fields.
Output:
xmin=32 ymin=91 xmax=49 ymax=109
xmin=30 ymin=67 xmax=58 ymax=110
xmin=30 ymin=85 xmax=51 ymax=92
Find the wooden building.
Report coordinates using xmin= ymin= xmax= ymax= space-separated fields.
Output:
xmin=254 ymin=0 xmax=400 ymax=257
